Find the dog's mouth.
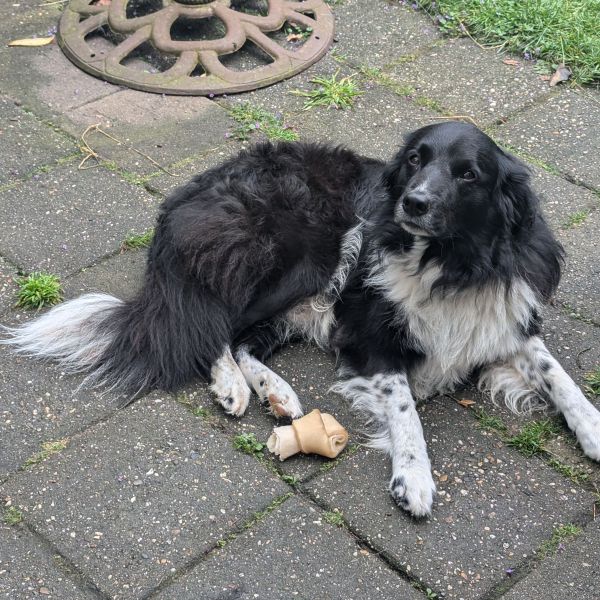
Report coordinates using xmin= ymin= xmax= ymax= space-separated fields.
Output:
xmin=398 ymin=220 xmax=434 ymax=237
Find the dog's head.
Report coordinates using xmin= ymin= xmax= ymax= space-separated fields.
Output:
xmin=385 ymin=121 xmax=536 ymax=240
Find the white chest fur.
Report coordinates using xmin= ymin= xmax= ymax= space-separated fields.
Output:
xmin=368 ymin=239 xmax=539 ymax=398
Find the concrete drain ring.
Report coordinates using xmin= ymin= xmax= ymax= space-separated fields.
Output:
xmin=57 ymin=0 xmax=335 ymax=95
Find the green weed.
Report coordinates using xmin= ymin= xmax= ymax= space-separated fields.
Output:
xmin=120 ymin=228 xmax=154 ymax=251
xmin=474 ymin=408 xmax=508 ymax=434
xmin=3 ymin=506 xmax=23 ymax=526
xmin=546 ymin=458 xmax=589 ymax=485
xmin=323 ymin=510 xmax=344 ymax=527
xmin=506 ymin=420 xmax=559 ymax=457
xmin=584 ymin=368 xmax=600 ymax=395
xmin=538 ymin=523 xmax=581 ymax=558
xmin=293 ymin=71 xmax=363 ymax=110
xmin=562 ymin=211 xmax=589 ymax=229
xmin=15 ymin=272 xmax=63 ymax=309
xmin=233 ymin=433 xmax=265 ymax=456
xmin=23 ymin=439 xmax=68 ymax=469
xmin=228 ymin=103 xmax=298 ymax=142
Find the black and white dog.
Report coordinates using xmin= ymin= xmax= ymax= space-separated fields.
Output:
xmin=4 ymin=122 xmax=600 ymax=517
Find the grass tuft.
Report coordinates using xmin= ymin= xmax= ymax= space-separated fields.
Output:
xmin=228 ymin=103 xmax=298 ymax=142
xmin=538 ymin=523 xmax=582 ymax=558
xmin=583 ymin=367 xmax=600 ymax=396
xmin=506 ymin=419 xmax=559 ymax=457
xmin=23 ymin=439 xmax=68 ymax=469
xmin=120 ymin=229 xmax=154 ymax=251
xmin=233 ymin=433 xmax=265 ymax=456
xmin=474 ymin=408 xmax=508 ymax=434
xmin=293 ymin=71 xmax=363 ymax=110
xmin=3 ymin=506 xmax=24 ymax=525
xmin=416 ymin=0 xmax=600 ymax=84
xmin=563 ymin=211 xmax=589 ymax=229
xmin=15 ymin=272 xmax=63 ymax=309
xmin=547 ymin=458 xmax=589 ymax=485
xmin=323 ymin=510 xmax=345 ymax=527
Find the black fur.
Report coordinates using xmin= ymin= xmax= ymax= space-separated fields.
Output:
xmin=14 ymin=122 xmax=564 ymax=395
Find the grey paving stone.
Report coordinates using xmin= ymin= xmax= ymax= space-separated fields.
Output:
xmin=494 ymin=89 xmax=600 ymax=188
xmin=0 ymin=163 xmax=158 ymax=277
xmin=0 ymin=396 xmax=289 ymax=599
xmin=156 ymin=495 xmax=423 ymax=600
xmin=0 ymin=96 xmax=77 ymax=186
xmin=531 ymin=166 xmax=599 ymax=233
xmin=63 ymin=249 xmax=147 ymax=302
xmin=65 ymin=90 xmax=233 ymax=177
xmin=503 ymin=519 xmax=600 ymax=600
xmin=293 ymin=84 xmax=443 ymax=161
xmin=305 ymin=401 xmax=595 ymax=599
xmin=0 ymin=257 xmax=18 ymax=316
xmin=0 ymin=43 xmax=119 ymax=123
xmin=555 ymin=208 xmax=600 ymax=324
xmin=0 ymin=338 xmax=120 ymax=480
xmin=0 ymin=523 xmax=97 ymax=600
xmin=388 ymin=38 xmax=550 ymax=125
xmin=332 ymin=0 xmax=440 ymax=68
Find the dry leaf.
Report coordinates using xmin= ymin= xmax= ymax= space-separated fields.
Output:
xmin=8 ymin=36 xmax=54 ymax=47
xmin=286 ymin=33 xmax=304 ymax=42
xmin=439 ymin=474 xmax=448 ymax=482
xmin=457 ymin=398 xmax=475 ymax=407
xmin=502 ymin=58 xmax=520 ymax=66
xmin=549 ymin=63 xmax=571 ymax=87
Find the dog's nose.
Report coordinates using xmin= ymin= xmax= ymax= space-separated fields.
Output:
xmin=403 ymin=192 xmax=430 ymax=217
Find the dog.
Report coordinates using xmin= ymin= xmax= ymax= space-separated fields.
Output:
xmin=4 ymin=121 xmax=600 ymax=517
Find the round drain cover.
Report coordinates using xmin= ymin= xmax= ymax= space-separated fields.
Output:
xmin=57 ymin=0 xmax=335 ymax=95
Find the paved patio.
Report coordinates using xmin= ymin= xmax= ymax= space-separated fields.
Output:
xmin=1 ymin=1 xmax=599 ymax=599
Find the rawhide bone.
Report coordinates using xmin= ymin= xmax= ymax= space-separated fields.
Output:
xmin=267 ymin=409 xmax=348 ymax=461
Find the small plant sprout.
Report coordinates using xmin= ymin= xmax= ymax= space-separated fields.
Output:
xmin=3 ymin=506 xmax=24 ymax=526
xmin=584 ymin=367 xmax=600 ymax=396
xmin=293 ymin=71 xmax=363 ymax=110
xmin=15 ymin=272 xmax=63 ymax=309
xmin=228 ymin=103 xmax=298 ymax=142
xmin=120 ymin=229 xmax=154 ymax=251
xmin=323 ymin=510 xmax=344 ymax=527
xmin=233 ymin=433 xmax=265 ymax=456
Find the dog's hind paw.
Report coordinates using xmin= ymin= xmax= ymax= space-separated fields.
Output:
xmin=258 ymin=373 xmax=303 ymax=419
xmin=576 ymin=418 xmax=600 ymax=462
xmin=389 ymin=466 xmax=436 ymax=518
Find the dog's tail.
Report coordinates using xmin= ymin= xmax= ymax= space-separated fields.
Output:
xmin=1 ymin=274 xmax=231 ymax=397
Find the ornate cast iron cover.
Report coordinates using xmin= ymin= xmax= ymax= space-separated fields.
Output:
xmin=57 ymin=0 xmax=335 ymax=95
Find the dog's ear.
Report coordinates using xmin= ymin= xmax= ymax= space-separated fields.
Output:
xmin=495 ymin=150 xmax=537 ymax=232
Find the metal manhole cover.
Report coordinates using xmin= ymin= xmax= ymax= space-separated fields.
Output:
xmin=57 ymin=0 xmax=335 ymax=95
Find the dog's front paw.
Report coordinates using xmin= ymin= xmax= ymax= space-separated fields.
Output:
xmin=576 ymin=419 xmax=600 ymax=461
xmin=389 ymin=466 xmax=436 ymax=518
xmin=256 ymin=371 xmax=303 ymax=419
xmin=210 ymin=369 xmax=251 ymax=417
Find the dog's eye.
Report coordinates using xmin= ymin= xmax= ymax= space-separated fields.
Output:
xmin=461 ymin=170 xmax=476 ymax=181
xmin=408 ymin=154 xmax=420 ymax=167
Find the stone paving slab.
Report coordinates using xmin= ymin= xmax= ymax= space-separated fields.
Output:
xmin=65 ymin=90 xmax=233 ymax=177
xmin=305 ymin=400 xmax=595 ymax=599
xmin=493 ymin=89 xmax=600 ymax=188
xmin=555 ymin=208 xmax=600 ymax=325
xmin=0 ymin=163 xmax=158 ymax=277
xmin=388 ymin=38 xmax=550 ymax=126
xmin=0 ymin=43 xmax=120 ymax=124
xmin=503 ymin=519 xmax=600 ymax=600
xmin=332 ymin=0 xmax=440 ymax=69
xmin=0 ymin=522 xmax=97 ymax=600
xmin=156 ymin=495 xmax=423 ymax=600
xmin=0 ymin=339 xmax=120 ymax=480
xmin=0 ymin=257 xmax=18 ymax=317
xmin=63 ymin=248 xmax=147 ymax=302
xmin=0 ymin=95 xmax=77 ymax=186
xmin=0 ymin=395 xmax=289 ymax=599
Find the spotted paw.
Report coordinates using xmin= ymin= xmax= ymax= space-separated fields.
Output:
xmin=576 ymin=418 xmax=600 ymax=462
xmin=257 ymin=372 xmax=303 ymax=419
xmin=210 ymin=354 xmax=251 ymax=417
xmin=389 ymin=466 xmax=436 ymax=518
